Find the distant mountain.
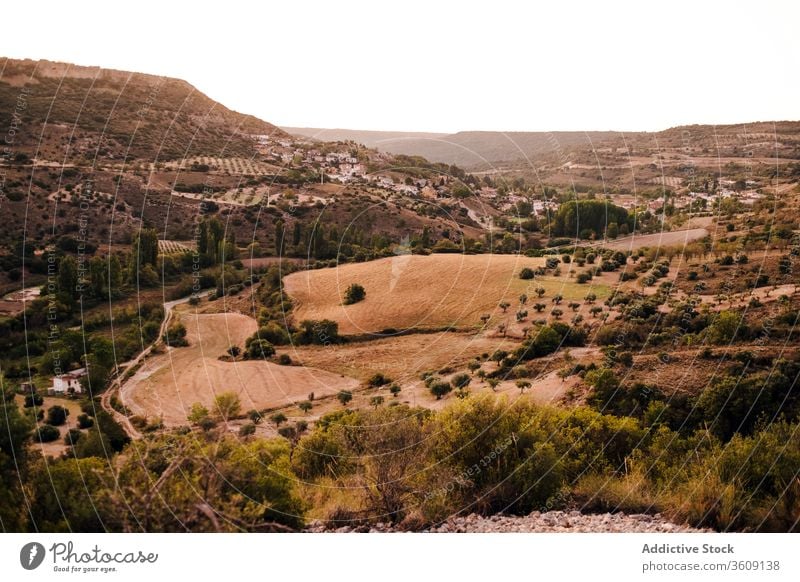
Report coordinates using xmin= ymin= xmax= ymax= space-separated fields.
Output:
xmin=0 ymin=57 xmax=288 ymax=161
xmin=283 ymin=127 xmax=622 ymax=168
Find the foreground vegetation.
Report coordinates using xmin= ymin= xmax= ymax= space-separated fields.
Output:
xmin=2 ymin=388 xmax=796 ymax=532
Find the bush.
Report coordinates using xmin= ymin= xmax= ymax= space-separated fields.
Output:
xmin=163 ymin=322 xmax=189 ymax=347
xmin=247 ymin=339 xmax=275 ymax=359
xmin=367 ymin=373 xmax=392 ymax=387
xmin=213 ymin=392 xmax=242 ymax=421
xmin=343 ymin=283 xmax=366 ymax=305
xmin=46 ymin=405 xmax=69 ymax=426
xmin=37 ymin=424 xmax=60 ymax=442
xmin=77 ymin=413 xmax=94 ymax=429
xmin=430 ymin=381 xmax=452 ymax=400
xmin=519 ymin=267 xmax=535 ymax=280
xmin=277 ymin=354 xmax=292 ymax=365
xmin=24 ymin=393 xmax=43 ymax=408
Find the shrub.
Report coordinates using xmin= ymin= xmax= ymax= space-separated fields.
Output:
xmin=37 ymin=424 xmax=60 ymax=442
xmin=519 ymin=267 xmax=535 ymax=280
xmin=24 ymin=393 xmax=43 ymax=408
xmin=77 ymin=413 xmax=94 ymax=429
xmin=213 ymin=392 xmax=242 ymax=421
xmin=343 ymin=283 xmax=366 ymax=305
xmin=46 ymin=405 xmax=69 ymax=426
xmin=430 ymin=381 xmax=452 ymax=400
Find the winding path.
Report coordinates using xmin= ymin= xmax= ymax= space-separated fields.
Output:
xmin=100 ymin=293 xmax=196 ymax=439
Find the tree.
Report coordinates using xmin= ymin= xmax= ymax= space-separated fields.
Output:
xmin=247 ymin=409 xmax=263 ymax=424
xmin=584 ymin=293 xmax=597 ymax=303
xmin=708 ymin=310 xmax=741 ymax=345
xmin=298 ymin=401 xmax=313 ymax=414
xmin=535 ymin=287 xmax=546 ymax=298
xmin=430 ymin=381 xmax=452 ymax=400
xmin=551 ymin=308 xmax=564 ymax=319
xmin=130 ymin=228 xmax=159 ymax=282
xmin=213 ymin=392 xmax=241 ymax=421
xmin=487 ymin=378 xmax=500 ymax=391
xmin=516 ymin=310 xmax=528 ymax=322
xmin=343 ymin=283 xmax=366 ymax=305
xmin=337 ymin=390 xmax=353 ymax=407
xmin=46 ymin=405 xmax=69 ymax=426
xmin=552 ymin=294 xmax=563 ymax=305
xmin=247 ymin=339 xmax=275 ymax=359
xmin=77 ymin=414 xmax=94 ymax=429
xmin=519 ymin=267 xmax=535 ymax=280
xmin=519 ymin=293 xmax=528 ymax=305
xmin=163 ymin=322 xmax=188 ymax=347
xmin=534 ymin=302 xmax=546 ymax=312
xmin=590 ymin=306 xmax=603 ymax=317
xmin=370 ymin=396 xmax=385 ymax=408
xmin=187 ymin=403 xmax=210 ymax=425
xmin=568 ymin=302 xmax=580 ymax=312
xmin=451 ymin=373 xmax=471 ymax=390
xmin=499 ymin=301 xmax=510 ymax=313
xmin=37 ymin=424 xmax=60 ymax=442
xmin=480 ymin=314 xmax=490 ymax=325
xmin=516 ymin=380 xmax=532 ymax=394
xmin=389 ymin=384 xmax=401 ymax=398
xmin=270 ymin=412 xmax=287 ymax=427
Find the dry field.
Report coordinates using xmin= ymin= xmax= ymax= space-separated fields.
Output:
xmin=291 ymin=331 xmax=518 ymax=384
xmin=284 ymin=254 xmax=611 ymax=335
xmin=598 ymin=227 xmax=708 ymax=252
xmin=122 ymin=311 xmax=358 ymax=426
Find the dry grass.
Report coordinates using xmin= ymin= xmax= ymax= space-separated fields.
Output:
xmin=284 ymin=254 xmax=611 ymax=335
xmin=121 ymin=311 xmax=358 ymax=426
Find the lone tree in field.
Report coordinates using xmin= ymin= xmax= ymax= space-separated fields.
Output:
xmin=337 ymin=390 xmax=353 ymax=406
xmin=389 ymin=384 xmax=401 ymax=397
xmin=298 ymin=401 xmax=313 ymax=414
xmin=499 ymin=301 xmax=510 ymax=313
xmin=343 ymin=283 xmax=366 ymax=305
xmin=516 ymin=380 xmax=531 ymax=394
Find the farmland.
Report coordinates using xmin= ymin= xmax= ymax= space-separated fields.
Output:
xmin=284 ymin=254 xmax=612 ymax=335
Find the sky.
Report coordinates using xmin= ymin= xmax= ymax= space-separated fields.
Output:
xmin=2 ymin=0 xmax=798 ymax=133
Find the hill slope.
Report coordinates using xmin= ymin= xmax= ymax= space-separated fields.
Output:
xmin=0 ymin=57 xmax=287 ymax=161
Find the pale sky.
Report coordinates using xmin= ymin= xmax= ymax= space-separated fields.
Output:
xmin=2 ymin=0 xmax=798 ymax=133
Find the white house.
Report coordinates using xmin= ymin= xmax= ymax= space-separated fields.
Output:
xmin=51 ymin=368 xmax=86 ymax=394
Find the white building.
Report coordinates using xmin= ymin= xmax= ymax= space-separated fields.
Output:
xmin=51 ymin=368 xmax=86 ymax=394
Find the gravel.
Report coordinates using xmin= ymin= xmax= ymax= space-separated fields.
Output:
xmin=305 ymin=511 xmax=710 ymax=533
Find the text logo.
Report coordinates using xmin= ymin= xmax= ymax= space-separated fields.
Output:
xmin=20 ymin=542 xmax=46 ymax=570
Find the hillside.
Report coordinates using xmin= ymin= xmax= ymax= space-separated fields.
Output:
xmin=284 ymin=127 xmax=621 ymax=167
xmin=0 ymin=57 xmax=287 ymax=161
